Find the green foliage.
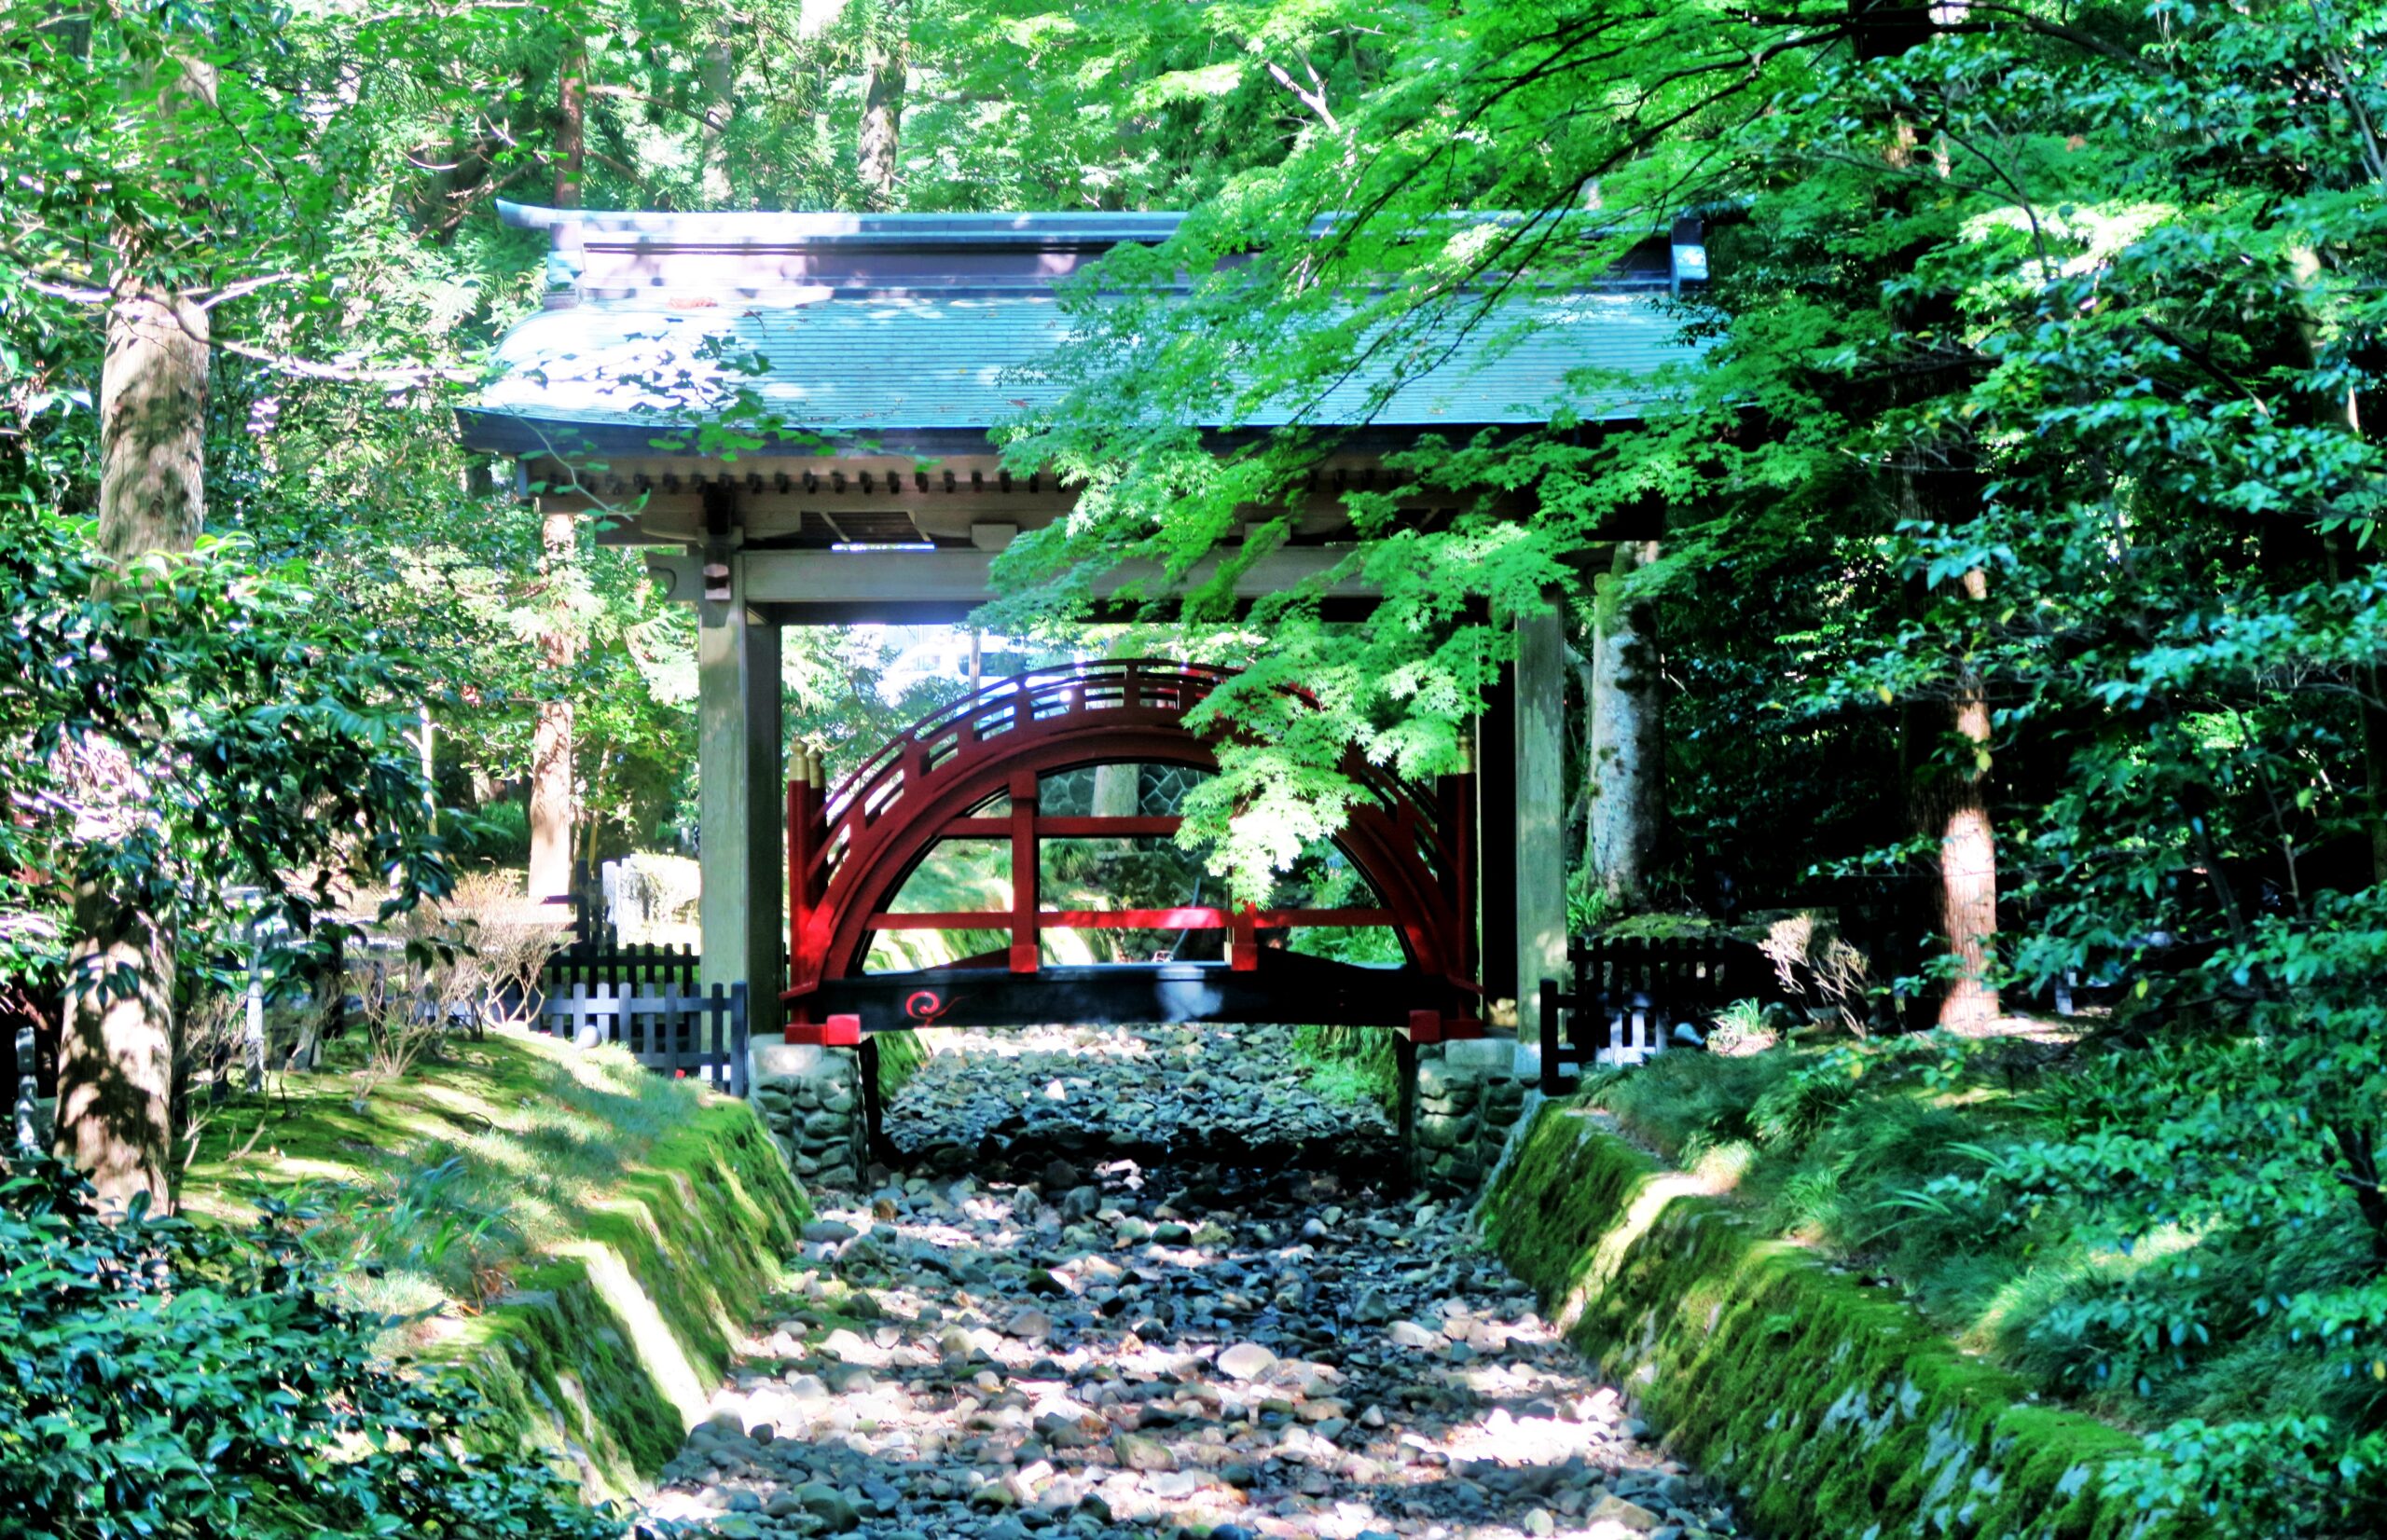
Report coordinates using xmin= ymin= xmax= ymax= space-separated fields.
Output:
xmin=0 ymin=502 xmax=450 ymax=992
xmin=1594 ymin=1031 xmax=2387 ymax=1535
xmin=451 ymin=801 xmax=533 ymax=868
xmin=1290 ymin=1024 xmax=1401 ymax=1114
xmin=974 ymin=8 xmax=2387 ymax=1526
xmin=0 ymin=1151 xmax=623 ymax=1540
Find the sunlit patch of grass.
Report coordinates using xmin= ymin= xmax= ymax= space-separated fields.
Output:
xmin=181 ymin=1029 xmax=720 ymax=1340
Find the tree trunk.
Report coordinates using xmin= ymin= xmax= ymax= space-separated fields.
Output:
xmin=1937 ymin=602 xmax=2002 ymax=1031
xmin=528 ymin=506 xmax=578 ymax=900
xmin=55 ymin=283 xmax=208 ymax=1213
xmin=529 ymin=54 xmax=586 ymax=901
xmin=858 ymin=15 xmax=905 ymax=210
xmin=1091 ymin=763 xmax=1138 ymax=818
xmin=554 ymin=45 xmax=586 ymax=209
xmin=1587 ymin=539 xmax=1664 ymax=907
xmin=1853 ymin=1 xmax=2005 ymax=1029
xmin=699 ymin=25 xmax=737 ymax=204
xmin=57 ymin=887 xmax=178 ymax=1210
xmin=95 ymin=290 xmax=207 ymax=557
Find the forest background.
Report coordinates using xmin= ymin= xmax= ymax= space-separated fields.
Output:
xmin=3 ymin=1 xmax=2386 ymax=1536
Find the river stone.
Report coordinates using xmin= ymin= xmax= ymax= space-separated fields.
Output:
xmin=1589 ymin=1492 xmax=1664 ymax=1532
xmin=1215 ymin=1341 xmax=1276 ymax=1381
xmin=640 ymin=1022 xmax=1748 ymax=1540
xmin=1111 ymin=1432 xmax=1177 ymax=1472
xmin=798 ymin=1482 xmax=863 ymax=1531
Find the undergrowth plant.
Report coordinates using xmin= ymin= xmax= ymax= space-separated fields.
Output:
xmin=0 ymin=1151 xmax=623 ymax=1540
xmin=1592 ymin=1025 xmax=2386 ymax=1535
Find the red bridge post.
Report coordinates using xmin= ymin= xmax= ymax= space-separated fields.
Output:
xmin=1010 ymin=769 xmax=1041 ymax=972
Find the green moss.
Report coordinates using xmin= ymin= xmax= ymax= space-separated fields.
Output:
xmin=448 ymin=1105 xmax=806 ymax=1497
xmin=1291 ymin=1024 xmax=1401 ymax=1115
xmin=874 ymin=1027 xmax=929 ymax=1102
xmin=449 ymin=1258 xmax=684 ymax=1493
xmin=179 ymin=1034 xmax=809 ymax=1502
xmin=1482 ymin=1106 xmax=2191 ymax=1539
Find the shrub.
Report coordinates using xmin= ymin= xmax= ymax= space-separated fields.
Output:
xmin=450 ymin=800 xmax=531 ymax=868
xmin=0 ymin=1152 xmax=624 ymax=1540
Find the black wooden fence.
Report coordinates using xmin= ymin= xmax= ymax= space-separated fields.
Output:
xmin=543 ymin=937 xmax=700 ymax=997
xmin=536 ymin=980 xmax=749 ymax=1095
xmin=1538 ymin=933 xmax=1787 ymax=1094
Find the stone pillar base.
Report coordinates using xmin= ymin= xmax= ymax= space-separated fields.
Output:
xmin=749 ymin=1040 xmax=866 ymax=1189
xmin=1407 ymin=1036 xmax=1532 ymax=1194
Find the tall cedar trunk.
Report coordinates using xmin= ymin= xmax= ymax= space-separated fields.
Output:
xmin=55 ymin=285 xmax=208 ymax=1211
xmin=528 ymin=507 xmax=577 ymax=900
xmin=1858 ymin=0 xmax=2003 ymax=1028
xmin=699 ymin=26 xmax=736 ymax=204
xmin=858 ymin=16 xmax=904 ymax=210
xmin=529 ymin=56 xmax=586 ymax=901
xmin=1937 ymin=571 xmax=2002 ymax=1030
xmin=1902 ymin=554 xmax=2002 ymax=1030
xmin=1587 ymin=539 xmax=1664 ymax=907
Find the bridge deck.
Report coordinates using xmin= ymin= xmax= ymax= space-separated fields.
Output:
xmin=811 ymin=953 xmax=1474 ymax=1037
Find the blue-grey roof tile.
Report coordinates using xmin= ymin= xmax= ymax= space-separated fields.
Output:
xmin=474 ymin=292 xmax=1705 ymax=435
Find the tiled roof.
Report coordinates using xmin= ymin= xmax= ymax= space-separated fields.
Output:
xmin=469 ymin=290 xmax=1706 ymax=440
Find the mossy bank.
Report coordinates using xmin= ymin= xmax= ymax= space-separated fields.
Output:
xmin=1481 ymin=1103 xmax=2189 ymax=1539
xmin=181 ymin=1031 xmax=809 ymax=1501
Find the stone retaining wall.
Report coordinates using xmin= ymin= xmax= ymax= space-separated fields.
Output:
xmin=750 ymin=1042 xmax=867 ymax=1189
xmin=1408 ymin=1036 xmax=1534 ymax=1194
xmin=1478 ymin=1102 xmax=2197 ymax=1539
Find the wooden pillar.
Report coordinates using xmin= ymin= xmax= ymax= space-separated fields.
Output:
xmin=1513 ymin=598 xmax=1569 ymax=1042
xmin=1476 ymin=678 xmax=1518 ymax=1003
xmin=698 ymin=556 xmax=784 ymax=1028
xmin=1009 ymin=769 xmax=1040 ymax=972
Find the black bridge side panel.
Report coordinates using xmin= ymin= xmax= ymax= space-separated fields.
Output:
xmin=809 ymin=955 xmax=1446 ymax=1032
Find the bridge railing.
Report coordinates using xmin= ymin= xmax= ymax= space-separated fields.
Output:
xmin=809 ymin=661 xmax=1227 ymax=881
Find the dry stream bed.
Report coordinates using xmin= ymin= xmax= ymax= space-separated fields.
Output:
xmin=641 ymin=1025 xmax=1749 ymax=1540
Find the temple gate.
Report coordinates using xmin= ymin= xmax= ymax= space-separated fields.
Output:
xmin=460 ymin=204 xmax=1706 ymax=1187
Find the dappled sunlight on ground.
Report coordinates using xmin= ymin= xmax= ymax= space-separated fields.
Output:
xmin=639 ymin=1025 xmax=1745 ymax=1540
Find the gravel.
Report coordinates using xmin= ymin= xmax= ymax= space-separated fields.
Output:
xmin=639 ymin=1024 xmax=1748 ymax=1540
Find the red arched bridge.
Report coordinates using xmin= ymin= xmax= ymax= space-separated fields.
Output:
xmin=781 ymin=660 xmax=1483 ymax=1046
